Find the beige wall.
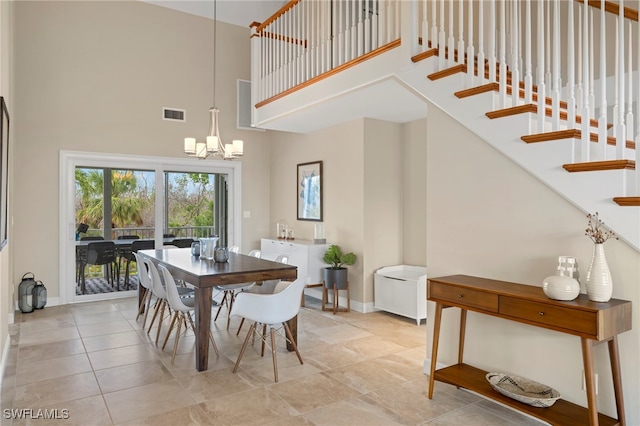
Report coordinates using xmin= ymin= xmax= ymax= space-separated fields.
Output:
xmin=268 ymin=118 xmax=425 ymax=308
xmin=12 ymin=1 xmax=271 ymax=299
xmin=425 ymin=102 xmax=640 ymax=421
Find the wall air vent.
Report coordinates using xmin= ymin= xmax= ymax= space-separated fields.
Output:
xmin=162 ymin=107 xmax=186 ymax=122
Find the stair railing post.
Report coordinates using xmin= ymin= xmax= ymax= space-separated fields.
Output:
xmin=488 ymin=0 xmax=496 ymax=82
xmin=625 ymin=20 xmax=634 ymax=141
xmin=536 ymin=0 xmax=545 ymax=132
xmin=510 ymin=0 xmax=520 ymax=108
xmin=524 ymin=0 xmax=532 ymax=104
xmin=477 ymin=0 xmax=485 ymax=85
xmin=581 ymin=0 xmax=591 ymax=162
xmin=616 ymin=0 xmax=627 ymax=161
xmin=551 ymin=0 xmax=561 ymax=131
xmin=598 ymin=0 xmax=608 ymax=161
xmin=466 ymin=0 xmax=475 ymax=86
xmin=567 ymin=0 xmax=577 ymax=137
xmin=250 ymin=23 xmax=261 ymax=125
xmin=499 ymin=0 xmax=507 ymax=108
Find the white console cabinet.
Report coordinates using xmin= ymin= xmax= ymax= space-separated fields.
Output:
xmin=374 ymin=265 xmax=427 ymax=325
xmin=260 ymin=239 xmax=329 ymax=285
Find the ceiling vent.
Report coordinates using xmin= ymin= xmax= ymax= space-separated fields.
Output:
xmin=163 ymin=107 xmax=186 ymax=122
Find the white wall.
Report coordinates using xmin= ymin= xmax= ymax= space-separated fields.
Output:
xmin=12 ymin=1 xmax=271 ymax=299
xmin=0 ymin=0 xmax=13 ymax=365
xmin=425 ymin=101 xmax=640 ymax=423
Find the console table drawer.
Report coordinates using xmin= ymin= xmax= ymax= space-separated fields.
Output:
xmin=500 ymin=297 xmax=597 ymax=336
xmin=430 ymin=282 xmax=499 ymax=312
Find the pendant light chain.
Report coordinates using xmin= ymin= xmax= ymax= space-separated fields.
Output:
xmin=213 ymin=0 xmax=217 ymax=109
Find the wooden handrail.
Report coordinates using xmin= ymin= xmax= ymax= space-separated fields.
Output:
xmin=577 ymin=0 xmax=638 ymax=22
xmin=256 ymin=0 xmax=301 ymax=33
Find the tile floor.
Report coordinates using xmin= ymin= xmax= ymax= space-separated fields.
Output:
xmin=1 ymin=295 xmax=544 ymax=425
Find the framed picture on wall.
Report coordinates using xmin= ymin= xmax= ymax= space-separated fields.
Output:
xmin=0 ymin=97 xmax=9 ymax=249
xmin=297 ymin=161 xmax=322 ymax=221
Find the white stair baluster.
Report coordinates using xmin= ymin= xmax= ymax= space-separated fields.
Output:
xmin=581 ymin=0 xmax=591 ymax=162
xmin=478 ymin=0 xmax=485 ymax=85
xmin=499 ymin=0 xmax=507 ymax=108
xmin=457 ymin=0 xmax=465 ymax=66
xmin=616 ymin=0 xmax=626 ymax=160
xmin=537 ymin=0 xmax=546 ymax=132
xmin=467 ymin=0 xmax=475 ymax=86
xmin=626 ymin=21 xmax=634 ymax=141
xmin=489 ymin=0 xmax=496 ymax=82
xmin=524 ymin=0 xmax=532 ymax=104
xmin=439 ymin=0 xmax=446 ymax=70
xmin=511 ymin=0 xmax=520 ymax=108
xmin=567 ymin=0 xmax=577 ymax=132
xmin=422 ymin=0 xmax=429 ymax=52
xmin=448 ymin=0 xmax=455 ymax=66
xmin=598 ymin=0 xmax=608 ymax=161
xmin=551 ymin=0 xmax=560 ymax=131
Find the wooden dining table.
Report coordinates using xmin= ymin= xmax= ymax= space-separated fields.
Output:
xmin=138 ymin=248 xmax=298 ymax=371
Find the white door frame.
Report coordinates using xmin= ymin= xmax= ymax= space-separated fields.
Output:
xmin=59 ymin=150 xmax=242 ymax=304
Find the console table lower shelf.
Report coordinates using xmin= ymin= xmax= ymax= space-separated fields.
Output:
xmin=433 ymin=363 xmax=619 ymax=426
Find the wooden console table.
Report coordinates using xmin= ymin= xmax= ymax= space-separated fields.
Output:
xmin=427 ymin=275 xmax=631 ymax=426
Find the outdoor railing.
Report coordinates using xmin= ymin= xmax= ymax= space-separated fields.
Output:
xmin=82 ymin=226 xmax=216 ymax=240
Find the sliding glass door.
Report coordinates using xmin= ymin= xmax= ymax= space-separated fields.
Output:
xmin=61 ymin=151 xmax=241 ymax=303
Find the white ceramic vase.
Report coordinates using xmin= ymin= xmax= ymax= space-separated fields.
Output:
xmin=585 ymin=244 xmax=613 ymax=302
xmin=543 ymin=275 xmax=580 ymax=301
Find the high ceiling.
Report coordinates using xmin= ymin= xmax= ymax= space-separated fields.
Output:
xmin=141 ymin=0 xmax=286 ymax=27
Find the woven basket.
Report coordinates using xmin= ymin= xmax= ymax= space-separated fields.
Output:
xmin=486 ymin=373 xmax=561 ymax=408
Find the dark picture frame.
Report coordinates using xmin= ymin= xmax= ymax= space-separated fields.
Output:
xmin=297 ymin=161 xmax=322 ymax=221
xmin=0 ymin=97 xmax=9 ymax=250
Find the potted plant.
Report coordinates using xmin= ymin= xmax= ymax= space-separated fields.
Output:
xmin=323 ymin=244 xmax=357 ymax=290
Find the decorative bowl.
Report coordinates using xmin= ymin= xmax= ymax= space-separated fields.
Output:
xmin=486 ymin=373 xmax=561 ymax=407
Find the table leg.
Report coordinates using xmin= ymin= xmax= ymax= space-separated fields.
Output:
xmin=608 ymin=336 xmax=626 ymax=426
xmin=428 ymin=302 xmax=443 ymax=399
xmin=581 ymin=337 xmax=599 ymax=426
xmin=195 ymin=286 xmax=213 ymax=372
xmin=458 ymin=309 xmax=467 ymax=365
xmin=286 ymin=316 xmax=297 ymax=352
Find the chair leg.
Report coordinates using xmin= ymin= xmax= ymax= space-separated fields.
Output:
xmin=147 ymin=299 xmax=161 ymax=333
xmin=284 ymin=322 xmax=304 ymax=365
xmin=171 ymin=314 xmax=184 ymax=364
xmin=136 ymin=287 xmax=148 ymax=320
xmin=226 ymin=291 xmax=237 ymax=331
xmin=162 ymin=311 xmax=179 ymax=350
xmin=155 ymin=301 xmax=166 ymax=345
xmin=236 ymin=318 xmax=245 ymax=336
xmin=214 ymin=291 xmax=229 ymax=321
xmin=233 ymin=322 xmax=256 ymax=374
xmin=270 ymin=327 xmax=278 ymax=382
xmin=261 ymin=324 xmax=267 ymax=356
xmin=142 ymin=292 xmax=153 ymax=330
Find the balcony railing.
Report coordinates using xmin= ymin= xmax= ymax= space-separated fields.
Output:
xmin=252 ymin=0 xmax=639 ymax=198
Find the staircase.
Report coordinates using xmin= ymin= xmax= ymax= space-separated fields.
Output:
xmin=250 ymin=0 xmax=640 ymax=251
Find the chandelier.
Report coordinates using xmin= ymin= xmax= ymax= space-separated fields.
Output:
xmin=184 ymin=0 xmax=243 ymax=160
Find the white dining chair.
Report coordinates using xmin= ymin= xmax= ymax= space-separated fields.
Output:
xmin=235 ymin=254 xmax=289 ymax=335
xmin=230 ymin=276 xmax=308 ymax=382
xmin=158 ymin=264 xmax=219 ymax=364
